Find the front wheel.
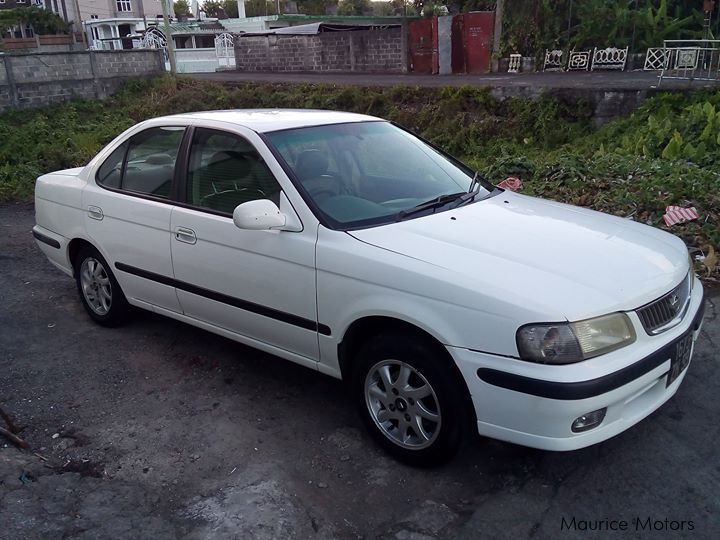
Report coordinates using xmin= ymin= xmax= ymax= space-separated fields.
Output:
xmin=352 ymin=333 xmax=470 ymax=466
xmin=74 ymin=245 xmax=130 ymax=326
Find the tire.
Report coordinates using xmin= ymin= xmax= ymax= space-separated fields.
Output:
xmin=351 ymin=332 xmax=471 ymax=467
xmin=74 ymin=245 xmax=130 ymax=327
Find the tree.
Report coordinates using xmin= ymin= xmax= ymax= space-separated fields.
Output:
xmin=372 ymin=1 xmax=394 ymax=16
xmin=0 ymin=6 xmax=68 ymax=35
xmin=174 ymin=0 xmax=192 ymax=18
xmin=337 ymin=0 xmax=371 ymax=16
xmin=296 ymin=0 xmax=337 ymax=16
xmin=222 ymin=0 xmax=239 ymax=18
xmin=201 ymin=0 xmax=223 ymax=17
xmin=202 ymin=0 xmax=240 ymax=18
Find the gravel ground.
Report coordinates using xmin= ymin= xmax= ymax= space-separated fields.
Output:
xmin=1 ymin=200 xmax=719 ymax=539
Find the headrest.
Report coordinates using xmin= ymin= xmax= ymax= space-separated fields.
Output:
xmin=294 ymin=149 xmax=328 ymax=180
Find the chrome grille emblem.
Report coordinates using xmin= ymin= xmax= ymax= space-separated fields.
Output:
xmin=636 ymin=274 xmax=691 ymax=335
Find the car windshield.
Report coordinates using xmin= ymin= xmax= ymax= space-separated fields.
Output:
xmin=265 ymin=121 xmax=490 ymax=229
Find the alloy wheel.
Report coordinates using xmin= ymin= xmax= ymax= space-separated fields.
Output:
xmin=80 ymin=257 xmax=112 ymax=316
xmin=364 ymin=360 xmax=442 ymax=450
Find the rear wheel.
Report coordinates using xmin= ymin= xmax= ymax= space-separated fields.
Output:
xmin=74 ymin=245 xmax=130 ymax=326
xmin=352 ymin=332 xmax=470 ymax=466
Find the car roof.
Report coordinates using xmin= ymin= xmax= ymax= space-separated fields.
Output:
xmin=165 ymin=109 xmax=381 ymax=133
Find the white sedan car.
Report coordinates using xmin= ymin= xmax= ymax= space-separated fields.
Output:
xmin=33 ymin=110 xmax=705 ymax=465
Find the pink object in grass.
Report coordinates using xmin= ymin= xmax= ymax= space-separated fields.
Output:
xmin=498 ymin=177 xmax=523 ymax=191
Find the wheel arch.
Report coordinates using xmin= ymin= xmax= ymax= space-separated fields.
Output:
xmin=338 ymin=317 xmax=474 ymax=417
xmin=67 ymin=237 xmax=100 ymax=275
xmin=339 ymin=315 xmax=478 ymax=443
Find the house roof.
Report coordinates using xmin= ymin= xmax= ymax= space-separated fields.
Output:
xmin=242 ymin=22 xmax=402 ymax=36
xmin=169 ymin=21 xmax=225 ymax=35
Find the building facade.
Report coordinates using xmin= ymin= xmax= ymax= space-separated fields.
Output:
xmin=81 ymin=1 xmax=166 ymax=50
xmin=1 ymin=0 xmax=166 ymax=48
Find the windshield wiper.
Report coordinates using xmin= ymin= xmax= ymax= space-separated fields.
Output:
xmin=468 ymin=171 xmax=480 ymax=193
xmin=397 ymin=192 xmax=465 ymax=220
xmin=450 ymin=171 xmax=491 ymax=209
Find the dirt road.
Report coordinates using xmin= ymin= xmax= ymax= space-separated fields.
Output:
xmin=1 ymin=201 xmax=718 ymax=539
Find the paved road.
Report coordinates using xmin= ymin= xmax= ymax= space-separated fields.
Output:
xmin=190 ymin=70 xmax=720 ymax=90
xmin=1 ymin=201 xmax=719 ymax=539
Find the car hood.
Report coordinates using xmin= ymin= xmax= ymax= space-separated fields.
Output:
xmin=349 ymin=192 xmax=689 ymax=321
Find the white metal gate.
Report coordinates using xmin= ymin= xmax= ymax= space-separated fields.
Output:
xmin=142 ymin=27 xmax=167 ymax=50
xmin=215 ymin=33 xmax=235 ymax=69
xmin=141 ymin=27 xmax=168 ymax=66
xmin=658 ymin=40 xmax=720 ymax=85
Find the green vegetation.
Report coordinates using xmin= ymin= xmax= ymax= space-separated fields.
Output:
xmin=174 ymin=0 xmax=193 ymax=18
xmin=0 ymin=76 xmax=717 ymax=274
xmin=0 ymin=6 xmax=69 ymax=36
xmin=465 ymin=0 xmax=707 ymax=56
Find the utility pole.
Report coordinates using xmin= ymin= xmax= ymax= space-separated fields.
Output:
xmin=492 ymin=0 xmax=504 ymax=72
xmin=137 ymin=0 xmax=148 ymax=40
xmin=703 ymin=1 xmax=716 ymax=40
xmin=73 ymin=0 xmax=87 ymax=48
xmin=161 ymin=0 xmax=178 ymax=75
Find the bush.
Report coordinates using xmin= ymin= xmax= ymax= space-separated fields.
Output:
xmin=1 ymin=75 xmax=717 ymax=272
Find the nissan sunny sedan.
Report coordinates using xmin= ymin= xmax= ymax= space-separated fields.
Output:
xmin=33 ymin=110 xmax=705 ymax=465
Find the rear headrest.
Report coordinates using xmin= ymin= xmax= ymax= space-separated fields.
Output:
xmin=145 ymin=153 xmax=173 ymax=165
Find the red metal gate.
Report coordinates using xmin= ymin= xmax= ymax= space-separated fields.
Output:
xmin=462 ymin=11 xmax=495 ymax=74
xmin=450 ymin=15 xmax=466 ymax=73
xmin=408 ymin=17 xmax=438 ymax=74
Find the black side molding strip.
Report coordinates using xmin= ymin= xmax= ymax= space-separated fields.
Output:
xmin=32 ymin=230 xmax=61 ymax=249
xmin=478 ymin=291 xmax=705 ymax=401
xmin=115 ymin=262 xmax=331 ymax=336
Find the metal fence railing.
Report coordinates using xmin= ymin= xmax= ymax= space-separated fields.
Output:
xmin=658 ymin=40 xmax=720 ymax=85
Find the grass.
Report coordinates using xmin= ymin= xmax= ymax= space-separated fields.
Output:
xmin=2 ymin=75 xmax=717 ymax=279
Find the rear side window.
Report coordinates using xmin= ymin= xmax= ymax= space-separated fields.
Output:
xmin=96 ymin=127 xmax=185 ymax=199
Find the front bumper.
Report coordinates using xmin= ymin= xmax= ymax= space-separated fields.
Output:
xmin=449 ymin=280 xmax=705 ymax=451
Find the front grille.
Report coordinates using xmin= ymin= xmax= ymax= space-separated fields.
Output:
xmin=636 ymin=274 xmax=691 ymax=335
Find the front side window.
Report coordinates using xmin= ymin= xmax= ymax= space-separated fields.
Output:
xmin=96 ymin=126 xmax=184 ymax=199
xmin=186 ymin=128 xmax=281 ymax=214
xmin=116 ymin=0 xmax=131 ymax=12
xmin=96 ymin=143 xmax=126 ymax=189
xmin=265 ymin=121 xmax=488 ymax=229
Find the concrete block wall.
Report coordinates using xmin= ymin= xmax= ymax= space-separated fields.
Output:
xmin=235 ymin=29 xmax=403 ymax=73
xmin=8 ymin=53 xmax=93 ymax=84
xmin=0 ymin=50 xmax=165 ymax=111
xmin=348 ymin=31 xmax=403 ymax=72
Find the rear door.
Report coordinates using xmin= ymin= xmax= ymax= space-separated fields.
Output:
xmin=83 ymin=125 xmax=186 ymax=312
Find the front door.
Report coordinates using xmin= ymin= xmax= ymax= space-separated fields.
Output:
xmin=83 ymin=126 xmax=186 ymax=313
xmin=169 ymin=127 xmax=319 ymax=363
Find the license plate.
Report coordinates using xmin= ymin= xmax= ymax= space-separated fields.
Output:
xmin=667 ymin=334 xmax=693 ymax=387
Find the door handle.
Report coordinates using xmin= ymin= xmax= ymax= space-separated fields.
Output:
xmin=88 ymin=206 xmax=103 ymax=220
xmin=174 ymin=227 xmax=197 ymax=245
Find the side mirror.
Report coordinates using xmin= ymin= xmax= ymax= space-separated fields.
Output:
xmin=233 ymin=199 xmax=287 ymax=230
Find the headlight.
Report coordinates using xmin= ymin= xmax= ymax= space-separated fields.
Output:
xmin=516 ymin=313 xmax=636 ymax=364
